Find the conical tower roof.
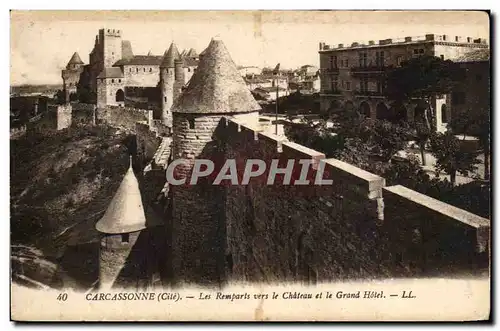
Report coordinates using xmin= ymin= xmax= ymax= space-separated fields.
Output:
xmin=95 ymin=157 xmax=147 ymax=234
xmin=186 ymin=48 xmax=198 ymax=58
xmin=171 ymin=38 xmax=261 ymax=114
xmin=160 ymin=42 xmax=180 ymax=68
xmin=67 ymin=52 xmax=84 ymax=66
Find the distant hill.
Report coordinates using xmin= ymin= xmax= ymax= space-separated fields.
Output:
xmin=11 ymin=84 xmax=63 ymax=95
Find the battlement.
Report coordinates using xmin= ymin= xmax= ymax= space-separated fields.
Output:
xmin=101 ymin=28 xmax=122 ymax=37
xmin=222 ymin=116 xmax=489 ymax=280
xmin=319 ymin=34 xmax=489 ymax=51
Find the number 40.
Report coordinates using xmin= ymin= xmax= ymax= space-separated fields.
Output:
xmin=57 ymin=293 xmax=68 ymax=301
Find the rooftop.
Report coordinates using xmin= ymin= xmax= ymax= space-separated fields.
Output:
xmin=114 ymin=55 xmax=163 ymax=66
xmin=319 ymin=34 xmax=489 ymax=52
xmin=97 ymin=67 xmax=124 ymax=79
xmin=172 ymin=38 xmax=261 ymax=114
xmin=95 ymin=157 xmax=147 ymax=234
xmin=67 ymin=52 xmax=84 ymax=66
xmin=160 ymin=42 xmax=180 ymax=68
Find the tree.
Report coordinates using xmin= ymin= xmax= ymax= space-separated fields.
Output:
xmin=449 ymin=110 xmax=490 ymax=180
xmin=384 ymin=55 xmax=462 ymax=165
xmin=429 ymin=131 xmax=479 ymax=185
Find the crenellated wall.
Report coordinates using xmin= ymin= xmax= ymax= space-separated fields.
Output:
xmin=219 ymin=117 xmax=490 ymax=283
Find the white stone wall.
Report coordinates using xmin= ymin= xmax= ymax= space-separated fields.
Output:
xmin=123 ymin=65 xmax=161 ymax=87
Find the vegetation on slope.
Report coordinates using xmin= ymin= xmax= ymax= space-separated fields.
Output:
xmin=10 ymin=125 xmax=137 ymax=288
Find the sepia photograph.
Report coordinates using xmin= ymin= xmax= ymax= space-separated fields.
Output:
xmin=9 ymin=10 xmax=491 ymax=321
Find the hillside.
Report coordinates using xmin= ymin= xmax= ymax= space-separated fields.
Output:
xmin=10 ymin=125 xmax=137 ymax=289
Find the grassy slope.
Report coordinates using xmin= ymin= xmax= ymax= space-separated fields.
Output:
xmin=11 ymin=125 xmax=137 ymax=288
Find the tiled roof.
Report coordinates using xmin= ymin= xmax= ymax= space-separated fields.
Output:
xmin=97 ymin=67 xmax=124 ymax=78
xmin=113 ymin=55 xmax=163 ymax=66
xmin=172 ymin=38 xmax=261 ymax=114
xmin=95 ymin=157 xmax=147 ymax=234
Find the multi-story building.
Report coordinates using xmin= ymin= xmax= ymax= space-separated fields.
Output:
xmin=318 ymin=34 xmax=489 ymax=132
xmin=61 ymin=28 xmax=200 ymax=125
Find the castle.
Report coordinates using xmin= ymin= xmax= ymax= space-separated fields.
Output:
xmin=61 ymin=28 xmax=199 ymax=126
xmin=89 ymin=35 xmax=489 ymax=290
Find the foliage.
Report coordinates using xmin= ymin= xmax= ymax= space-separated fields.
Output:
xmin=429 ymin=131 xmax=480 ymax=185
xmin=384 ymin=55 xmax=461 ymax=101
xmin=284 ymin=104 xmax=489 ymax=217
xmin=384 ymin=55 xmax=463 ymax=165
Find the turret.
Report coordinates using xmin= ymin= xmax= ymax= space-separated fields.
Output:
xmin=95 ymin=156 xmax=148 ymax=290
xmin=159 ymin=42 xmax=180 ymax=126
xmin=66 ymin=52 xmax=84 ymax=70
xmin=62 ymin=52 xmax=85 ymax=103
xmin=169 ymin=37 xmax=261 ymax=285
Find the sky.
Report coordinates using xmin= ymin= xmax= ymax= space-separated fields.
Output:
xmin=10 ymin=10 xmax=490 ymax=85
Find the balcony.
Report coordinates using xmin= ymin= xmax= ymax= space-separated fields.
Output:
xmin=353 ymin=90 xmax=385 ymax=98
xmin=350 ymin=65 xmax=394 ymax=77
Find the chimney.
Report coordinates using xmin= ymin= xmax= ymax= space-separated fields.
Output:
xmin=351 ymin=42 xmax=359 ymax=47
xmin=338 ymin=43 xmax=344 ymax=48
xmin=368 ymin=40 xmax=375 ymax=45
xmin=455 ymin=36 xmax=463 ymax=42
xmin=379 ymin=39 xmax=393 ymax=45
xmin=405 ymin=36 xmax=412 ymax=42
xmin=425 ymin=34 xmax=435 ymax=41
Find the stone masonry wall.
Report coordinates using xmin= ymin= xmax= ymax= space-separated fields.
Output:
xmin=136 ymin=121 xmax=162 ymax=164
xmin=220 ymin=117 xmax=490 ymax=283
xmin=169 ymin=112 xmax=229 ymax=285
xmin=56 ymin=104 xmax=72 ymax=130
xmin=97 ymin=106 xmax=148 ymax=132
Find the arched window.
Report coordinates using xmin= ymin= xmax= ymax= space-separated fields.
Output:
xmin=359 ymin=101 xmax=371 ymax=117
xmin=118 ymin=79 xmax=121 ymax=83
xmin=116 ymin=89 xmax=124 ymax=102
xmin=111 ymin=79 xmax=114 ymax=83
xmin=441 ymin=104 xmax=448 ymax=123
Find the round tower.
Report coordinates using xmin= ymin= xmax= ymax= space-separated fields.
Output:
xmin=95 ymin=156 xmax=148 ymax=290
xmin=62 ymin=52 xmax=85 ymax=103
xmin=169 ymin=37 xmax=261 ymax=285
xmin=160 ymin=43 xmax=180 ymax=127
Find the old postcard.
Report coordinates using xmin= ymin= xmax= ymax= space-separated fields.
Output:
xmin=10 ymin=10 xmax=491 ymax=321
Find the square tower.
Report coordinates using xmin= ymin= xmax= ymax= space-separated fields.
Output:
xmin=99 ymin=28 xmax=123 ymax=68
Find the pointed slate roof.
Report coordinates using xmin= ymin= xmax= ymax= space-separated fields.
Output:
xmin=186 ymin=48 xmax=198 ymax=58
xmin=121 ymin=40 xmax=134 ymax=60
xmin=67 ymin=52 xmax=84 ymax=66
xmin=171 ymin=38 xmax=261 ymax=114
xmin=160 ymin=42 xmax=180 ymax=68
xmin=95 ymin=157 xmax=147 ymax=234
